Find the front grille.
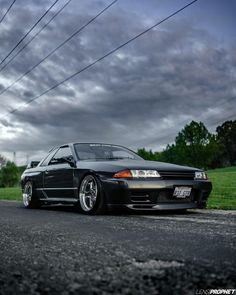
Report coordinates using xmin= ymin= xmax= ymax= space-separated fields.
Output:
xmin=159 ymin=171 xmax=195 ymax=180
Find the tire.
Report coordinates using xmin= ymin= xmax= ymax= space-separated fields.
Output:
xmin=78 ymin=174 xmax=106 ymax=214
xmin=22 ymin=181 xmax=41 ymax=209
xmin=176 ymin=209 xmax=187 ymax=214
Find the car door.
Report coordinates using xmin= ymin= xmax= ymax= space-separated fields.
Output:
xmin=43 ymin=146 xmax=76 ymax=199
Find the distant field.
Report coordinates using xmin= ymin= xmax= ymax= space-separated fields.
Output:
xmin=0 ymin=167 xmax=235 ymax=209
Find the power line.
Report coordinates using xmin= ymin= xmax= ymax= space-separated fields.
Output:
xmin=141 ymin=111 xmax=236 ymax=150
xmin=184 ymin=97 xmax=236 ymax=127
xmin=0 ymin=0 xmax=200 ymax=121
xmin=146 ymin=97 xmax=236 ymax=146
xmin=0 ymin=0 xmax=60 ymax=66
xmin=0 ymin=0 xmax=118 ymax=97
xmin=208 ymin=113 xmax=236 ymax=126
xmin=0 ymin=0 xmax=72 ymax=74
xmin=0 ymin=0 xmax=17 ymax=24
xmin=0 ymin=0 xmax=199 ymax=118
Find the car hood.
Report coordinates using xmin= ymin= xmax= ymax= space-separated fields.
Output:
xmin=76 ymin=159 xmax=201 ymax=173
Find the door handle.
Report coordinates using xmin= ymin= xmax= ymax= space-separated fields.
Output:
xmin=45 ymin=170 xmax=49 ymax=175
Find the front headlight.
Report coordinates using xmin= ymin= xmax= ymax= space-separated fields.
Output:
xmin=195 ymin=171 xmax=208 ymax=180
xmin=130 ymin=170 xmax=161 ymax=178
xmin=113 ymin=169 xmax=161 ymax=178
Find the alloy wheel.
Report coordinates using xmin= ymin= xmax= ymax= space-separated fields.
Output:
xmin=79 ymin=175 xmax=98 ymax=212
xmin=23 ymin=182 xmax=33 ymax=207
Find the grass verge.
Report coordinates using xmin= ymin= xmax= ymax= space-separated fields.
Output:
xmin=207 ymin=166 xmax=236 ymax=210
xmin=0 ymin=187 xmax=22 ymax=201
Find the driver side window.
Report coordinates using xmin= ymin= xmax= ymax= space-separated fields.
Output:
xmin=49 ymin=146 xmax=73 ymax=165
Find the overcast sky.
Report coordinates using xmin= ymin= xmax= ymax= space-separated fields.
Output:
xmin=0 ymin=0 xmax=235 ymax=165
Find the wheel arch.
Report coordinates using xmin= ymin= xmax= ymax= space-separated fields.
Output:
xmin=77 ymin=169 xmax=106 ymax=186
xmin=21 ymin=175 xmax=37 ymax=189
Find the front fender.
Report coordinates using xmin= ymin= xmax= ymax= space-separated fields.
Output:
xmin=21 ymin=170 xmax=43 ymax=190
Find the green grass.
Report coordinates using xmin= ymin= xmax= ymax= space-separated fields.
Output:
xmin=207 ymin=166 xmax=236 ymax=210
xmin=0 ymin=166 xmax=235 ymax=209
xmin=0 ymin=187 xmax=22 ymax=201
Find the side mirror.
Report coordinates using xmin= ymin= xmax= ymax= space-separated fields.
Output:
xmin=60 ymin=156 xmax=76 ymax=168
xmin=27 ymin=161 xmax=40 ymax=168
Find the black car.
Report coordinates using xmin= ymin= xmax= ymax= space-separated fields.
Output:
xmin=21 ymin=143 xmax=212 ymax=214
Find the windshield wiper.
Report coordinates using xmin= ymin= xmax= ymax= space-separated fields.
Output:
xmin=104 ymin=156 xmax=134 ymax=160
xmin=80 ymin=157 xmax=134 ymax=161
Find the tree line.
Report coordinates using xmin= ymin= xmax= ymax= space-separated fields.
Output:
xmin=0 ymin=119 xmax=235 ymax=187
xmin=0 ymin=160 xmax=25 ymax=188
xmin=137 ymin=120 xmax=236 ymax=170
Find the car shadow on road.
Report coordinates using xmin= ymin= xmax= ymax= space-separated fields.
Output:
xmin=24 ymin=203 xmax=200 ymax=216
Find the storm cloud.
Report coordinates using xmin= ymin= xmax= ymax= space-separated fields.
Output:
xmin=0 ymin=0 xmax=235 ymax=164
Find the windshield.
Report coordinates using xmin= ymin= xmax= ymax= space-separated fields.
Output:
xmin=74 ymin=143 xmax=142 ymax=161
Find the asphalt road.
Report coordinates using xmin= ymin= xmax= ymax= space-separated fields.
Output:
xmin=0 ymin=201 xmax=235 ymax=295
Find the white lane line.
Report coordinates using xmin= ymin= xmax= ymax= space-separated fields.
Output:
xmin=139 ymin=215 xmax=236 ymax=226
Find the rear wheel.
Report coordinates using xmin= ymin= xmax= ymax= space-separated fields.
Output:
xmin=79 ymin=175 xmax=106 ymax=214
xmin=22 ymin=181 xmax=41 ymax=209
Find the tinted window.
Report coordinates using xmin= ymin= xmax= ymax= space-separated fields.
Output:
xmin=49 ymin=146 xmax=73 ymax=165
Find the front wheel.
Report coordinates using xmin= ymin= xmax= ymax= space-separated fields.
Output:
xmin=78 ymin=175 xmax=106 ymax=214
xmin=22 ymin=181 xmax=41 ymax=209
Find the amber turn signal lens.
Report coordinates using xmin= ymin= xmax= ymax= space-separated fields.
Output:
xmin=113 ymin=170 xmax=132 ymax=178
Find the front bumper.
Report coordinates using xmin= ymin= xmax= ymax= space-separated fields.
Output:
xmin=101 ymin=178 xmax=212 ymax=211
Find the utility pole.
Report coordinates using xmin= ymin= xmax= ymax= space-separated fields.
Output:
xmin=13 ymin=152 xmax=16 ymax=165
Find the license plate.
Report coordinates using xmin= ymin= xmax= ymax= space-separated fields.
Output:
xmin=173 ymin=187 xmax=192 ymax=198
